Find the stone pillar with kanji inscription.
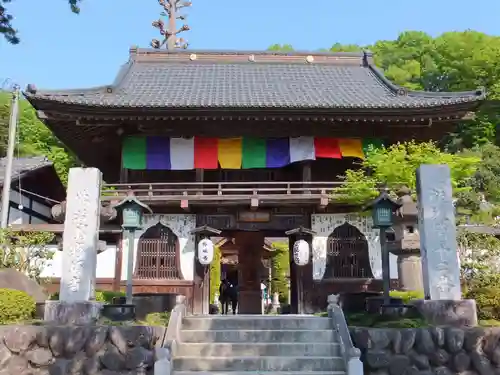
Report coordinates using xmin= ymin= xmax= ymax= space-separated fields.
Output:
xmin=44 ymin=168 xmax=102 ymax=324
xmin=416 ymin=165 xmax=461 ymax=300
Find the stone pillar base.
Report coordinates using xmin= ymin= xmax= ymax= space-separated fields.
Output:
xmin=43 ymin=300 xmax=103 ymax=324
xmin=410 ymin=299 xmax=477 ymax=327
xmin=238 ymin=291 xmax=262 ymax=314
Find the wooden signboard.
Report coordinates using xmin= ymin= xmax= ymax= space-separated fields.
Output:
xmin=237 ymin=211 xmax=271 ymax=223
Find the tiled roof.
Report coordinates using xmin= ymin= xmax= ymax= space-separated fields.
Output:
xmin=24 ymin=50 xmax=485 ymax=111
xmin=0 ymin=156 xmax=53 ymax=186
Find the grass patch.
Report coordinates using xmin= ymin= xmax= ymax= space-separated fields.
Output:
xmin=344 ymin=311 xmax=428 ymax=328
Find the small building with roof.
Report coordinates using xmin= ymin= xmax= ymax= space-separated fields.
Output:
xmin=0 ymin=156 xmax=65 ymax=225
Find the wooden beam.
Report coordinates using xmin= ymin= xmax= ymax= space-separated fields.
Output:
xmin=9 ymin=223 xmax=123 ymax=233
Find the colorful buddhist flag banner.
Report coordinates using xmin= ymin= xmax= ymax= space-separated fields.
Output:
xmin=122 ymin=136 xmax=384 ymax=170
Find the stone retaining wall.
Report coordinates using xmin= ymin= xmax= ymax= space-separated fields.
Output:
xmin=350 ymin=327 xmax=500 ymax=375
xmin=0 ymin=325 xmax=166 ymax=375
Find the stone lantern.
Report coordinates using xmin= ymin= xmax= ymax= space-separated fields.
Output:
xmin=387 ymin=187 xmax=423 ymax=291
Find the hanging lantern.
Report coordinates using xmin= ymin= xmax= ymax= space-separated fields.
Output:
xmin=197 ymin=238 xmax=214 ymax=265
xmin=293 ymin=239 xmax=310 ymax=266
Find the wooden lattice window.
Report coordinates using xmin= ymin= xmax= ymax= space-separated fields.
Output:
xmin=324 ymin=222 xmax=373 ymax=279
xmin=135 ymin=223 xmax=181 ymax=279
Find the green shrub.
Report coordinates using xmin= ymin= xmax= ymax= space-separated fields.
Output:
xmin=479 ymin=319 xmax=500 ymax=327
xmin=95 ymin=290 xmax=126 ymax=304
xmin=0 ymin=288 xmax=35 ymax=324
xmin=374 ymin=318 xmax=428 ymax=328
xmin=345 ymin=312 xmax=378 ymax=327
xmin=140 ymin=312 xmax=171 ymax=326
xmin=389 ymin=290 xmax=425 ymax=304
xmin=50 ymin=290 xmax=126 ymax=304
xmin=466 ymin=286 xmax=500 ymax=320
xmin=49 ymin=292 xmax=59 ymax=300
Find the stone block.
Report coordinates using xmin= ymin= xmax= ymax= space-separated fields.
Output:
xmin=0 ymin=269 xmax=47 ymax=302
xmin=0 ymin=325 xmax=161 ymax=375
xmin=43 ymin=300 xmax=102 ymax=325
xmin=416 ymin=165 xmax=461 ymax=300
xmin=410 ymin=299 xmax=478 ymax=327
xmin=349 ymin=326 xmax=500 ymax=375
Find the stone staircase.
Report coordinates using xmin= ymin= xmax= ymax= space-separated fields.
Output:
xmin=171 ymin=315 xmax=346 ymax=375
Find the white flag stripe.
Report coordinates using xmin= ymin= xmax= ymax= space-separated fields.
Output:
xmin=170 ymin=137 xmax=194 ymax=170
xmin=289 ymin=136 xmax=316 ymax=163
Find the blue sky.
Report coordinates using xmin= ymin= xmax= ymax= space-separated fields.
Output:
xmin=0 ymin=0 xmax=499 ymax=90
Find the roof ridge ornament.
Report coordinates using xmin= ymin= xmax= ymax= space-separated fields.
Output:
xmin=151 ymin=0 xmax=192 ymax=50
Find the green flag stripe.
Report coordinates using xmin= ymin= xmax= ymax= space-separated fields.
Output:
xmin=242 ymin=137 xmax=266 ymax=169
xmin=122 ymin=137 xmax=147 ymax=169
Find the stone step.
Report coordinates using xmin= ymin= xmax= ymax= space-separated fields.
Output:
xmin=182 ymin=316 xmax=331 ymax=331
xmin=179 ymin=329 xmax=337 ymax=343
xmin=175 ymin=342 xmax=341 ymax=357
xmin=173 ymin=371 xmax=345 ymax=375
xmin=172 ymin=356 xmax=344 ymax=372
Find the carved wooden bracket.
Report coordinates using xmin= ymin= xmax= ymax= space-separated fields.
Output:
xmin=189 ymin=225 xmax=221 ymax=236
xmin=285 ymin=226 xmax=316 ymax=237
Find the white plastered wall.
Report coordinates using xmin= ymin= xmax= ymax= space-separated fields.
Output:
xmin=40 ymin=244 xmax=118 ymax=279
xmin=311 ymin=213 xmax=398 ymax=281
xmin=120 ymin=214 xmax=196 ymax=281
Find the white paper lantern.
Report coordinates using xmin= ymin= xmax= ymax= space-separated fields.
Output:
xmin=197 ymin=238 xmax=214 ymax=265
xmin=293 ymin=239 xmax=310 ymax=266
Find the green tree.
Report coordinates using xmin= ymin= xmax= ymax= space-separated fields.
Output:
xmin=0 ymin=92 xmax=78 ymax=184
xmin=334 ymin=141 xmax=480 ymax=205
xmin=1 ymin=0 xmax=82 ymax=44
xmin=267 ymin=44 xmax=294 ymax=52
xmin=270 ymin=241 xmax=290 ymax=304
xmin=209 ymin=246 xmax=221 ymax=304
xmin=268 ymin=31 xmax=500 ymax=149
xmin=0 ymin=229 xmax=55 ymax=283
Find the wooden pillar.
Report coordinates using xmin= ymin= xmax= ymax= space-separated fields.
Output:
xmin=302 ymin=161 xmax=312 ymax=194
xmin=235 ymin=232 xmax=264 ymax=314
xmin=195 ymin=169 xmax=204 ymax=195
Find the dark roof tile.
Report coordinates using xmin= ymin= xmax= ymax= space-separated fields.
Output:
xmin=0 ymin=156 xmax=53 ymax=186
xmin=24 ymin=50 xmax=485 ymax=110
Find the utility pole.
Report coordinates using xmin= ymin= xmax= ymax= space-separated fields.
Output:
xmin=151 ymin=0 xmax=191 ymax=50
xmin=0 ymin=85 xmax=20 ymax=228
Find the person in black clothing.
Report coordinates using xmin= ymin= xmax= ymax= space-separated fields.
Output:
xmin=219 ymin=279 xmax=231 ymax=314
xmin=219 ymin=279 xmax=238 ymax=314
xmin=227 ymin=282 xmax=238 ymax=314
